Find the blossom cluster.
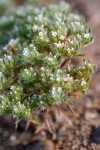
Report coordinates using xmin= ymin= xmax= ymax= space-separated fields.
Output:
xmin=0 ymin=1 xmax=96 ymax=120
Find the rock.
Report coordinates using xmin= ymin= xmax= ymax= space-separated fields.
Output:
xmin=90 ymin=127 xmax=100 ymax=144
xmin=85 ymin=111 xmax=98 ymax=120
xmin=24 ymin=141 xmax=44 ymax=150
xmin=17 ymin=119 xmax=27 ymax=133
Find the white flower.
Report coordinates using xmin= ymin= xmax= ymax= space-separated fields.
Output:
xmin=30 ymin=67 xmax=33 ymax=70
xmin=41 ymin=107 xmax=46 ymax=111
xmin=7 ymin=55 xmax=12 ymax=60
xmin=77 ymin=34 xmax=81 ymax=39
xmin=32 ymin=25 xmax=39 ymax=31
xmin=39 ymin=31 xmax=43 ymax=37
xmin=74 ymin=21 xmax=80 ymax=26
xmin=29 ymin=44 xmax=34 ymax=48
xmin=56 ymin=69 xmax=62 ymax=74
xmin=56 ymin=77 xmax=60 ymax=81
xmin=41 ymin=67 xmax=45 ymax=71
xmin=64 ymin=74 xmax=73 ymax=82
xmin=69 ymin=14 xmax=80 ymax=20
xmin=81 ymin=79 xmax=86 ymax=85
xmin=8 ymin=38 xmax=19 ymax=47
xmin=58 ymin=87 xmax=62 ymax=92
xmin=84 ymin=33 xmax=90 ymax=39
xmin=54 ymin=42 xmax=63 ymax=48
xmin=41 ymin=73 xmax=44 ymax=77
xmin=51 ymin=86 xmax=62 ymax=97
xmin=0 ymin=72 xmax=3 ymax=76
xmin=39 ymin=31 xmax=46 ymax=39
xmin=84 ymin=61 xmax=91 ymax=67
xmin=34 ymin=73 xmax=36 ymax=76
xmin=88 ymin=63 xmax=91 ymax=66
xmin=67 ymin=47 xmax=74 ymax=53
xmin=56 ymin=17 xmax=61 ymax=22
xmin=23 ymin=48 xmax=29 ymax=56
xmin=50 ymin=76 xmax=54 ymax=80
xmin=10 ymin=85 xmax=15 ymax=90
xmin=51 ymin=87 xmax=56 ymax=96
xmin=24 ymin=69 xmax=30 ymax=75
xmin=26 ymin=71 xmax=30 ymax=75
xmin=48 ymin=57 xmax=53 ymax=62
xmin=60 ymin=35 xmax=65 ymax=40
xmin=51 ymin=31 xmax=57 ymax=37
xmin=44 ymin=31 xmax=47 ymax=35
xmin=3 ymin=45 xmax=7 ymax=50
xmin=84 ymin=60 xmax=87 ymax=65
xmin=0 ymin=58 xmax=3 ymax=62
xmin=67 ymin=48 xmax=71 ymax=52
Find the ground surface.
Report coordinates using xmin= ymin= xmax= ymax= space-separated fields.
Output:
xmin=0 ymin=0 xmax=100 ymax=150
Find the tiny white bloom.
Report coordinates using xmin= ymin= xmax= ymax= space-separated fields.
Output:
xmin=48 ymin=57 xmax=53 ymax=61
xmin=55 ymin=42 xmax=63 ymax=48
xmin=7 ymin=55 xmax=12 ymax=60
xmin=51 ymin=87 xmax=56 ymax=96
xmin=70 ymin=40 xmax=74 ymax=44
xmin=0 ymin=72 xmax=3 ymax=76
xmin=10 ymin=91 xmax=12 ymax=94
xmin=44 ymin=31 xmax=47 ymax=35
xmin=75 ymin=21 xmax=80 ymax=26
xmin=32 ymin=25 xmax=38 ymax=30
xmin=58 ymin=87 xmax=62 ymax=92
xmin=26 ymin=71 xmax=30 ymax=75
xmin=65 ymin=74 xmax=73 ymax=82
xmin=8 ymin=38 xmax=19 ymax=47
xmin=68 ymin=39 xmax=71 ymax=42
xmin=81 ymin=79 xmax=86 ymax=85
xmin=41 ymin=25 xmax=44 ymax=28
xmin=34 ymin=73 xmax=36 ymax=76
xmin=67 ymin=48 xmax=71 ymax=52
xmin=41 ymin=67 xmax=45 ymax=71
xmin=39 ymin=32 xmax=43 ymax=37
xmin=3 ymin=45 xmax=7 ymax=50
xmin=84 ymin=60 xmax=87 ymax=65
xmin=60 ymin=35 xmax=65 ymax=40
xmin=51 ymin=31 xmax=57 ymax=37
xmin=30 ymin=67 xmax=33 ymax=70
xmin=0 ymin=58 xmax=3 ymax=62
xmin=29 ymin=44 xmax=34 ymax=48
xmin=77 ymin=34 xmax=81 ymax=39
xmin=64 ymin=77 xmax=67 ymax=81
xmin=88 ymin=63 xmax=91 ymax=66
xmin=41 ymin=107 xmax=46 ymax=111
xmin=10 ymin=85 xmax=15 ymax=90
xmin=24 ymin=69 xmax=30 ymax=75
xmin=50 ymin=76 xmax=54 ymax=80
xmin=84 ymin=33 xmax=90 ymax=39
xmin=23 ymin=48 xmax=29 ymax=56
xmin=57 ymin=69 xmax=61 ymax=73
xmin=56 ymin=77 xmax=60 ymax=81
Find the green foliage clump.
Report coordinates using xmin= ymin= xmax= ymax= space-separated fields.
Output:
xmin=0 ymin=1 xmax=96 ymax=120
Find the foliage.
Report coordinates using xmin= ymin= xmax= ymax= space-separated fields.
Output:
xmin=0 ymin=1 xmax=96 ymax=121
xmin=0 ymin=0 xmax=12 ymax=16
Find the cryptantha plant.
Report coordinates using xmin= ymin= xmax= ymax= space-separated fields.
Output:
xmin=0 ymin=1 xmax=96 ymax=122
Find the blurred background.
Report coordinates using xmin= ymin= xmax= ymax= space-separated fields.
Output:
xmin=0 ymin=0 xmax=100 ymax=150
